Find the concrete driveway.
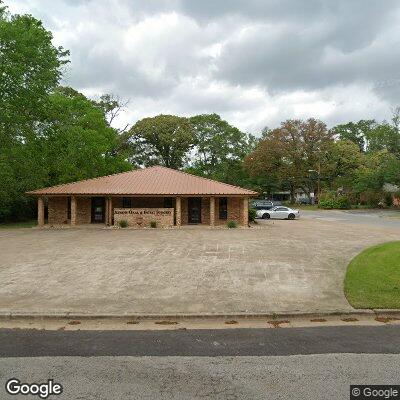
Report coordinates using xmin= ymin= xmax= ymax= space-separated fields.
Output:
xmin=1 ymin=214 xmax=400 ymax=315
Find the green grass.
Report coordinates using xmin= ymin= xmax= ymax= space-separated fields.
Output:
xmin=344 ymin=241 xmax=400 ymax=309
xmin=0 ymin=220 xmax=37 ymax=229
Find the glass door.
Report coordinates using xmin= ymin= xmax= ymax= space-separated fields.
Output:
xmin=91 ymin=197 xmax=105 ymax=223
xmin=188 ymin=197 xmax=202 ymax=224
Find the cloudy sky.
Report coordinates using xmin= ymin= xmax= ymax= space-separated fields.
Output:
xmin=8 ymin=0 xmax=400 ymax=134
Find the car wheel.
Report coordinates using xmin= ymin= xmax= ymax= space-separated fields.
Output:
xmin=262 ymin=213 xmax=270 ymax=219
xmin=288 ymin=213 xmax=295 ymax=220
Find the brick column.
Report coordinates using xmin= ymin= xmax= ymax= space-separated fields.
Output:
xmin=242 ymin=197 xmax=249 ymax=227
xmin=108 ymin=197 xmax=113 ymax=225
xmin=105 ymin=198 xmax=109 ymax=225
xmin=210 ymin=196 xmax=215 ymax=227
xmin=175 ymin=197 xmax=181 ymax=227
xmin=37 ymin=197 xmax=45 ymax=226
xmin=71 ymin=196 xmax=77 ymax=226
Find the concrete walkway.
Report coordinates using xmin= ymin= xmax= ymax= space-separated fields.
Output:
xmin=0 ymin=215 xmax=399 ymax=315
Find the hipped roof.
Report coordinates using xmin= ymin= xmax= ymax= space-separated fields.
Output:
xmin=27 ymin=166 xmax=258 ymax=196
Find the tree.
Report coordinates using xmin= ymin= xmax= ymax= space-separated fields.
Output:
xmin=354 ymin=150 xmax=400 ymax=194
xmin=188 ymin=113 xmax=256 ymax=182
xmin=323 ymin=140 xmax=363 ymax=190
xmin=331 ymin=117 xmax=400 ymax=156
xmin=94 ymin=94 xmax=130 ymax=133
xmin=244 ymin=119 xmax=333 ymax=201
xmin=123 ymin=115 xmax=195 ymax=169
xmin=0 ymin=5 xmax=69 ymax=142
xmin=331 ymin=120 xmax=375 ymax=153
xmin=0 ymin=5 xmax=69 ymax=221
xmin=41 ymin=87 xmax=131 ymax=186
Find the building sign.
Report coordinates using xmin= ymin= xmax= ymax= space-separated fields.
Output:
xmin=113 ymin=208 xmax=174 ymax=228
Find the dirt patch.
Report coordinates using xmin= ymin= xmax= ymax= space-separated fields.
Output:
xmin=268 ymin=320 xmax=290 ymax=328
xmin=310 ymin=318 xmax=327 ymax=323
xmin=341 ymin=317 xmax=358 ymax=322
xmin=375 ymin=317 xmax=400 ymax=323
xmin=155 ymin=320 xmax=178 ymax=325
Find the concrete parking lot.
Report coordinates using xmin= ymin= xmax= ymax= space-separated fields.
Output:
xmin=1 ymin=212 xmax=400 ymax=315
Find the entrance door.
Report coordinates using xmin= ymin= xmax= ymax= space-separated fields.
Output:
xmin=188 ymin=197 xmax=202 ymax=224
xmin=91 ymin=197 xmax=105 ymax=223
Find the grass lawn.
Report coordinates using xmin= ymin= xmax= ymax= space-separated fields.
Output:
xmin=344 ymin=241 xmax=400 ymax=309
xmin=0 ymin=220 xmax=37 ymax=229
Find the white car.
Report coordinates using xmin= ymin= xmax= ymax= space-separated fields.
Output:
xmin=256 ymin=206 xmax=300 ymax=220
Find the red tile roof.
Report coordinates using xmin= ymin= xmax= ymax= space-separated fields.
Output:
xmin=27 ymin=166 xmax=258 ymax=196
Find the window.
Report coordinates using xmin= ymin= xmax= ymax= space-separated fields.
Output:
xmin=163 ymin=197 xmax=173 ymax=208
xmin=219 ymin=197 xmax=227 ymax=220
xmin=122 ymin=197 xmax=132 ymax=208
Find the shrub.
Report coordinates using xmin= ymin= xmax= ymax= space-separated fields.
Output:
xmin=336 ymin=196 xmax=351 ymax=210
xmin=318 ymin=192 xmax=351 ymax=209
xmin=385 ymin=193 xmax=393 ymax=207
xmin=248 ymin=208 xmax=257 ymax=222
xmin=318 ymin=199 xmax=335 ymax=209
xmin=150 ymin=220 xmax=157 ymax=228
xmin=119 ymin=219 xmax=128 ymax=228
xmin=227 ymin=220 xmax=237 ymax=229
xmin=363 ymin=191 xmax=382 ymax=208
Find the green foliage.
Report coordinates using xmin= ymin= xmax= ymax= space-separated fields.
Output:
xmin=188 ymin=113 xmax=255 ymax=180
xmin=384 ymin=193 xmax=393 ymax=207
xmin=245 ymin=119 xmax=333 ymax=201
xmin=360 ymin=191 xmax=382 ymax=208
xmin=124 ymin=114 xmax=195 ymax=169
xmin=41 ymin=87 xmax=131 ymax=186
xmin=335 ymin=196 xmax=351 ymax=209
xmin=119 ymin=220 xmax=128 ymax=228
xmin=150 ymin=220 xmax=157 ymax=228
xmin=0 ymin=0 xmax=131 ymax=221
xmin=318 ymin=193 xmax=351 ymax=209
xmin=0 ymin=6 xmax=69 ymax=140
xmin=227 ymin=220 xmax=237 ymax=228
xmin=248 ymin=208 xmax=257 ymax=222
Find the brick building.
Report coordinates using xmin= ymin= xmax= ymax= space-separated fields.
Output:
xmin=27 ymin=166 xmax=257 ymax=228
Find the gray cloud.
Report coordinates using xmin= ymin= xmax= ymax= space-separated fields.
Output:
xmin=8 ymin=0 xmax=400 ymax=133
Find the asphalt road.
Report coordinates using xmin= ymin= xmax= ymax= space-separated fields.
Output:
xmin=301 ymin=209 xmax=400 ymax=229
xmin=1 ymin=326 xmax=400 ymax=399
xmin=1 ymin=325 xmax=400 ymax=357
xmin=1 ymin=354 xmax=400 ymax=400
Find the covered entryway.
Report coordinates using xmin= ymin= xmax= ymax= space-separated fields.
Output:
xmin=188 ymin=197 xmax=202 ymax=224
xmin=91 ymin=197 xmax=105 ymax=223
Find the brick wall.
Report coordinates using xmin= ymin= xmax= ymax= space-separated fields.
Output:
xmin=181 ymin=198 xmax=188 ymax=224
xmin=48 ymin=197 xmax=68 ymax=224
xmin=228 ymin=197 xmax=242 ymax=224
xmin=200 ymin=197 xmax=210 ymax=225
xmin=76 ymin=197 xmax=91 ymax=224
xmin=114 ymin=208 xmax=174 ymax=228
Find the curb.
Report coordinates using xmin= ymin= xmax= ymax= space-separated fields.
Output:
xmin=1 ymin=309 xmax=396 ymax=321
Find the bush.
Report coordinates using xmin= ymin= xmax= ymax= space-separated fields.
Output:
xmin=248 ymin=208 xmax=257 ymax=222
xmin=318 ymin=199 xmax=335 ymax=209
xmin=318 ymin=193 xmax=351 ymax=209
xmin=150 ymin=220 xmax=157 ymax=228
xmin=227 ymin=220 xmax=237 ymax=229
xmin=385 ymin=193 xmax=393 ymax=207
xmin=119 ymin=219 xmax=128 ymax=228
xmin=336 ymin=196 xmax=351 ymax=210
xmin=362 ymin=191 xmax=382 ymax=208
